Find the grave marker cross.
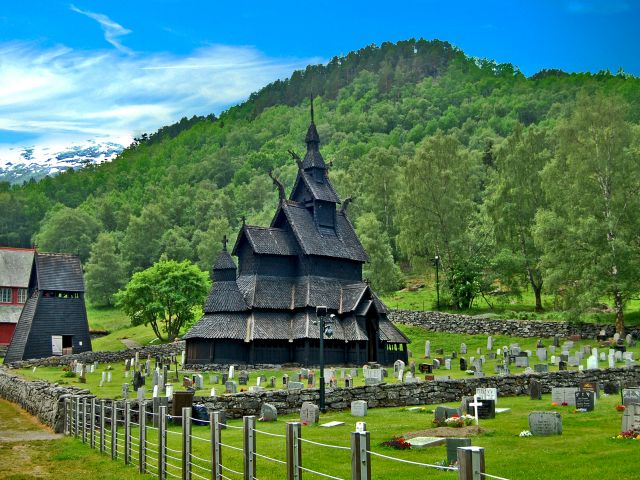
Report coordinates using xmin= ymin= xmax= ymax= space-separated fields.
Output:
xmin=469 ymin=395 xmax=483 ymax=426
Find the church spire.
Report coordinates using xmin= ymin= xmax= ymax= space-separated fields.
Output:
xmin=302 ymin=95 xmax=326 ymax=170
xmin=212 ymin=236 xmax=236 ymax=281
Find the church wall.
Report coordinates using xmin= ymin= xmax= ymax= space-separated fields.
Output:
xmin=238 ymin=243 xmax=257 ymax=275
xmin=257 ymin=255 xmax=297 ymax=277
xmin=303 ymin=256 xmax=362 ymax=280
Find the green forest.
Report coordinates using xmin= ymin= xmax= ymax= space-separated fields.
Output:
xmin=1 ymin=39 xmax=639 ymax=331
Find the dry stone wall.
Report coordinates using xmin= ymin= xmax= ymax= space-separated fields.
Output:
xmin=0 ymin=368 xmax=90 ymax=432
xmin=389 ymin=310 xmax=640 ymax=339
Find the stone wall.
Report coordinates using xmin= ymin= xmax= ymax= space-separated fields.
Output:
xmin=389 ymin=310 xmax=640 ymax=339
xmin=0 ymin=368 xmax=89 ymax=432
xmin=2 ymin=365 xmax=639 ymax=428
xmin=4 ymin=342 xmax=186 ymax=369
xmin=194 ymin=365 xmax=640 ymax=418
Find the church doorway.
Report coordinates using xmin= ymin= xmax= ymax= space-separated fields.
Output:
xmin=366 ymin=317 xmax=378 ymax=362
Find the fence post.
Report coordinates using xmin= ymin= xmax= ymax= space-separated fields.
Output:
xmin=90 ymin=397 xmax=96 ymax=448
xmin=211 ymin=411 xmax=222 ymax=480
xmin=100 ymin=399 xmax=106 ymax=453
xmin=159 ymin=404 xmax=167 ymax=480
xmin=74 ymin=396 xmax=80 ymax=438
xmin=139 ymin=401 xmax=147 ymax=474
xmin=243 ymin=416 xmax=256 ymax=480
xmin=82 ymin=397 xmax=87 ymax=443
xmin=351 ymin=431 xmax=371 ymax=480
xmin=286 ymin=422 xmax=302 ymax=480
xmin=64 ymin=397 xmax=70 ymax=436
xmin=111 ymin=400 xmax=118 ymax=460
xmin=457 ymin=446 xmax=485 ymax=480
xmin=182 ymin=406 xmax=192 ymax=480
xmin=124 ymin=401 xmax=131 ymax=464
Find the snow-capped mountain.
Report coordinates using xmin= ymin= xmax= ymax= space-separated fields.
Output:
xmin=0 ymin=140 xmax=127 ymax=184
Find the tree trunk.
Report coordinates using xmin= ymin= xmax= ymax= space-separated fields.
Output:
xmin=533 ymin=285 xmax=543 ymax=312
xmin=614 ymin=291 xmax=624 ymax=335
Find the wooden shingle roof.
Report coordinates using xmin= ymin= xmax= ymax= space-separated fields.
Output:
xmin=276 ymin=202 xmax=368 ymax=262
xmin=35 ymin=253 xmax=84 ymax=292
xmin=232 ymin=226 xmax=298 ymax=257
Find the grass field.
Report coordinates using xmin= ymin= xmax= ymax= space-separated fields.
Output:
xmin=59 ymin=393 xmax=639 ymax=480
xmin=17 ymin=328 xmax=640 ymax=400
xmin=0 ymin=399 xmax=152 ymax=480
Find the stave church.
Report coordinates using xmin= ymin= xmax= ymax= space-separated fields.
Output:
xmin=185 ymin=106 xmax=409 ymax=366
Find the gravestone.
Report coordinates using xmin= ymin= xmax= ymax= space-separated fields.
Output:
xmin=228 ymin=365 xmax=235 ymax=380
xmin=345 ymin=376 xmax=353 ymax=388
xmin=282 ymin=374 xmax=289 ymax=387
xmin=137 ymin=388 xmax=145 ymax=401
xmin=529 ymin=379 xmax=542 ymax=400
xmin=579 ymin=381 xmax=600 ymax=399
xmin=409 ymin=361 xmax=416 ymax=376
xmin=558 ymin=361 xmax=567 ymax=371
xmin=133 ymin=371 xmax=145 ymax=390
xmin=393 ymin=360 xmax=405 ymax=377
xmin=444 ymin=359 xmax=451 ymax=370
xmin=529 ymin=411 xmax=562 ymax=435
xmin=534 ymin=364 xmax=548 ymax=373
xmin=476 ymin=388 xmax=498 ymax=404
xmin=460 ymin=396 xmax=474 ymax=414
xmin=551 ymin=387 xmax=578 ymax=406
xmin=238 ymin=371 xmax=249 ymax=385
xmin=446 ymin=438 xmax=471 ymax=465
xmin=351 ymin=400 xmax=368 ymax=417
xmin=603 ymin=381 xmax=620 ymax=394
xmin=553 ymin=335 xmax=560 ymax=347
xmin=194 ymin=374 xmax=204 ymax=390
xmin=121 ymin=383 xmax=129 ymax=400
xmin=487 ymin=336 xmax=493 ymax=351
xmin=350 ymin=368 xmax=358 ymax=377
xmin=260 ymin=403 xmax=277 ymax=422
xmin=425 ymin=340 xmax=431 ymax=358
xmin=435 ymin=406 xmax=462 ymax=423
xmin=536 ymin=348 xmax=547 ymax=362
xmin=460 ymin=343 xmax=467 ymax=354
xmin=622 ymin=388 xmax=640 ymax=406
xmin=574 ymin=391 xmax=595 ymax=412
xmin=459 ymin=358 xmax=467 ymax=371
xmin=515 ymin=356 xmax=529 ymax=368
xmin=225 ymin=381 xmax=238 ymax=394
xmin=466 ymin=399 xmax=495 ymax=419
xmin=222 ymin=373 xmax=229 ymax=384
xmin=586 ymin=355 xmax=598 ymax=370
xmin=300 ymin=402 xmax=320 ymax=424
xmin=287 ymin=381 xmax=304 ymax=390
xmin=364 ymin=368 xmax=383 ymax=385
xmin=621 ymin=403 xmax=640 ymax=432
xmin=269 ymin=376 xmax=276 ymax=388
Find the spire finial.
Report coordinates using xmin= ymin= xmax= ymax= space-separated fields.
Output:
xmin=222 ymin=235 xmax=228 ymax=251
xmin=241 ymin=215 xmax=246 ymax=227
xmin=310 ymin=94 xmax=315 ymax=124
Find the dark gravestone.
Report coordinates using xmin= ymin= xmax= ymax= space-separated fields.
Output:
xmin=459 ymin=358 xmax=467 ymax=371
xmin=574 ymin=391 xmax=595 ymax=412
xmin=558 ymin=361 xmax=567 ymax=371
xmin=419 ymin=363 xmax=432 ymax=373
xmin=603 ymin=382 xmax=620 ymax=394
xmin=529 ymin=379 xmax=542 ymax=400
xmin=133 ymin=371 xmax=145 ymax=390
xmin=434 ymin=406 xmax=462 ymax=423
xmin=238 ymin=371 xmax=249 ymax=385
xmin=460 ymin=396 xmax=474 ymax=413
xmin=435 ymin=348 xmax=444 ymax=355
xmin=222 ymin=373 xmax=228 ymax=384
xmin=466 ymin=399 xmax=495 ymax=419
xmin=579 ymin=381 xmax=600 ymax=399
xmin=171 ymin=391 xmax=194 ymax=425
xmin=446 ymin=438 xmax=471 ymax=465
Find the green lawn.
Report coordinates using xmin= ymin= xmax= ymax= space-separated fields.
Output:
xmin=64 ymin=393 xmax=639 ymax=480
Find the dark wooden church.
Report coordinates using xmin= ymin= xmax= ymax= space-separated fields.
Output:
xmin=5 ymin=252 xmax=92 ymax=363
xmin=185 ymin=109 xmax=409 ymax=366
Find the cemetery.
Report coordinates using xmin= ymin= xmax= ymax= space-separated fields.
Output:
xmin=3 ymin=326 xmax=640 ymax=479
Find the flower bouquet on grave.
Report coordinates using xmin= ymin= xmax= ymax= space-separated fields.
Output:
xmin=615 ymin=405 xmax=626 ymax=412
xmin=381 ymin=436 xmax=412 ymax=450
xmin=444 ymin=414 xmax=476 ymax=428
xmin=615 ymin=429 xmax=640 ymax=440
xmin=519 ymin=430 xmax=532 ymax=437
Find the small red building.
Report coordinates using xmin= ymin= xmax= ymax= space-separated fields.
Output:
xmin=0 ymin=247 xmax=35 ymax=345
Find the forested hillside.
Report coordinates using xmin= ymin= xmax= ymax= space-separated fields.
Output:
xmin=1 ymin=39 xmax=639 ymax=329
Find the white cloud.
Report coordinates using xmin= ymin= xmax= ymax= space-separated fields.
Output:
xmin=70 ymin=4 xmax=133 ymax=55
xmin=0 ymin=41 xmax=320 ymax=151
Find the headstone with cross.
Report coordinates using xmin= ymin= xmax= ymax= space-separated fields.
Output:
xmin=469 ymin=395 xmax=483 ymax=425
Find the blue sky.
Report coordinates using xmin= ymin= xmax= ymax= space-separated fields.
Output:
xmin=0 ymin=0 xmax=637 ymax=153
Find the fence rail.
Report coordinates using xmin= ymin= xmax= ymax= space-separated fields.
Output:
xmin=63 ymin=396 xmax=508 ymax=480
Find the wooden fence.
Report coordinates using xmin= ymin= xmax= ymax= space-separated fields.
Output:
xmin=63 ymin=395 xmax=509 ymax=480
